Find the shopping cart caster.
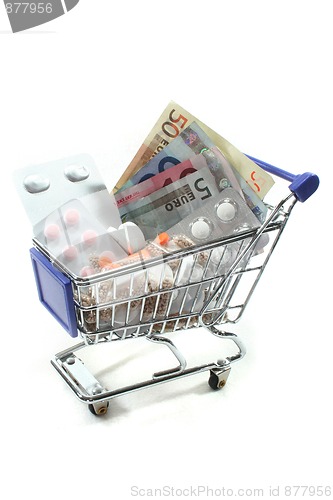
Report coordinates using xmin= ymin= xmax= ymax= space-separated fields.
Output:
xmin=208 ymin=365 xmax=231 ymax=390
xmin=88 ymin=402 xmax=109 ymax=416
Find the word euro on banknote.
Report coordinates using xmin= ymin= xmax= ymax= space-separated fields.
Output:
xmin=116 ymin=146 xmax=242 ymax=208
xmin=117 ymin=143 xmax=267 ymax=223
xmin=119 ymin=167 xmax=221 ymax=240
xmin=113 ymin=101 xmax=274 ymax=199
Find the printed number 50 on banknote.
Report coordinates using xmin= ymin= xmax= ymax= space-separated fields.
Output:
xmin=113 ymin=102 xmax=274 ymax=199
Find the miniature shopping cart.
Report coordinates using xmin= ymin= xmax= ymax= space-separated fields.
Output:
xmin=30 ymin=158 xmax=319 ymax=416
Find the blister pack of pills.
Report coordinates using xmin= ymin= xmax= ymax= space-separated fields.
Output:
xmin=13 ymin=153 xmax=121 ymax=232
xmin=166 ymin=187 xmax=262 ymax=244
xmin=35 ymin=199 xmax=129 ymax=277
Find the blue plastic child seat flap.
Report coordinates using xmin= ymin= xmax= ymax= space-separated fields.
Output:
xmin=30 ymin=248 xmax=78 ymax=337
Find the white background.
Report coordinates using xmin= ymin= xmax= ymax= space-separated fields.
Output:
xmin=1 ymin=1 xmax=332 ymax=498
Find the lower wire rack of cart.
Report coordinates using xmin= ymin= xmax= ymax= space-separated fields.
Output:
xmin=51 ymin=325 xmax=245 ymax=415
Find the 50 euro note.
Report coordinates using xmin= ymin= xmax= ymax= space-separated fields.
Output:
xmin=119 ymin=122 xmax=216 ymax=191
xmin=113 ymin=101 xmax=274 ymax=199
xmin=119 ymin=167 xmax=221 ymax=240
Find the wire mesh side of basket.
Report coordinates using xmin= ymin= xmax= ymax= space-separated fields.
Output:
xmin=69 ymin=194 xmax=296 ymax=345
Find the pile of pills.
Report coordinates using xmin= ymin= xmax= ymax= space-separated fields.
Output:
xmin=77 ymin=232 xmax=215 ymax=332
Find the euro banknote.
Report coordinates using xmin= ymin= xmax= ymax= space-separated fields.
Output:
xmin=118 ymin=145 xmax=267 ymax=223
xmin=120 ymin=167 xmax=221 ymax=240
xmin=116 ymin=146 xmax=243 ymax=208
xmin=113 ymin=103 xmax=192 ymax=194
xmin=115 ymin=152 xmax=208 ymax=209
xmin=119 ymin=122 xmax=216 ymax=192
xmin=113 ymin=101 xmax=274 ymax=199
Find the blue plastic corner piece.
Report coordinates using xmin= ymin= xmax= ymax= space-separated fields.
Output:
xmin=30 ymin=248 xmax=78 ymax=337
xmin=289 ymin=172 xmax=320 ymax=202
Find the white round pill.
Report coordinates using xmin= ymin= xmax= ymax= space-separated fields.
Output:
xmin=216 ymin=201 xmax=236 ymax=222
xmin=191 ymin=218 xmax=212 ymax=240
xmin=24 ymin=174 xmax=50 ymax=193
xmin=64 ymin=164 xmax=90 ymax=182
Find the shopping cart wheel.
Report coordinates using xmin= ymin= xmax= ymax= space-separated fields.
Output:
xmin=88 ymin=402 xmax=109 ymax=416
xmin=208 ymin=367 xmax=231 ymax=390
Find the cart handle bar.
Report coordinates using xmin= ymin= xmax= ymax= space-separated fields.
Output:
xmin=246 ymin=154 xmax=319 ymax=202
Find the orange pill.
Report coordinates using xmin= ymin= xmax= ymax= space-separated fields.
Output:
xmin=155 ymin=232 xmax=170 ymax=246
xmin=98 ymin=251 xmax=114 ymax=269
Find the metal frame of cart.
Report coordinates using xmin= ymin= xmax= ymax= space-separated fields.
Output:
xmin=30 ymin=157 xmax=319 ymax=416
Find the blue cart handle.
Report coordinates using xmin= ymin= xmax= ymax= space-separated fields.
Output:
xmin=246 ymin=154 xmax=319 ymax=202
